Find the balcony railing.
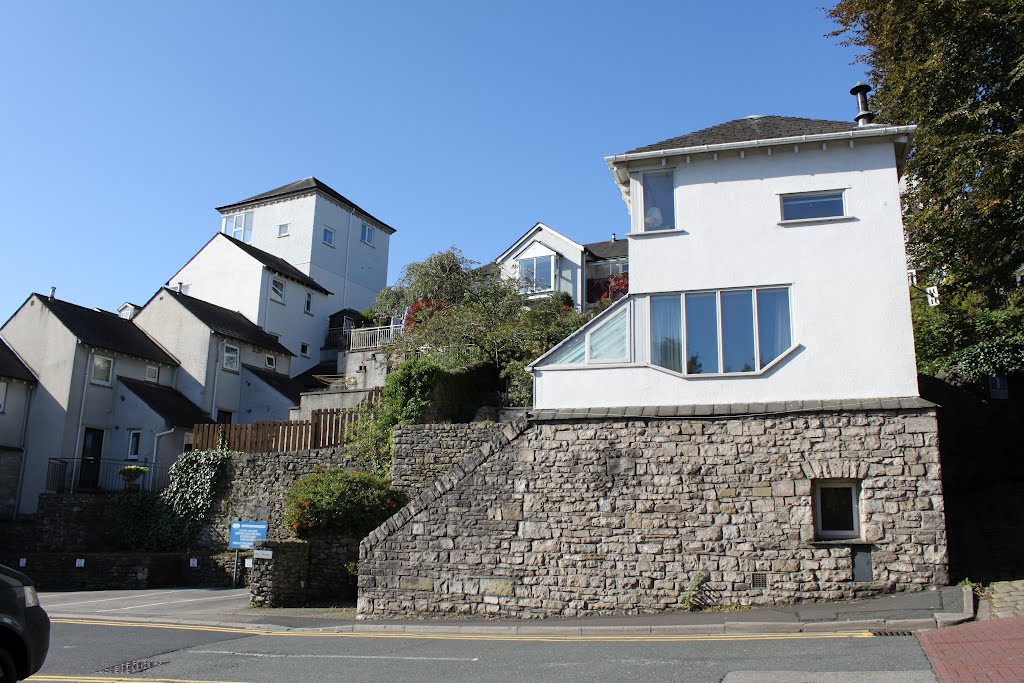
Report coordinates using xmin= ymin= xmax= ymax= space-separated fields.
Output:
xmin=46 ymin=457 xmax=172 ymax=494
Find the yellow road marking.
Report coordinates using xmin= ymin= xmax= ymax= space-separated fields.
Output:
xmin=51 ymin=618 xmax=876 ymax=643
xmin=30 ymin=677 xmax=250 ymax=683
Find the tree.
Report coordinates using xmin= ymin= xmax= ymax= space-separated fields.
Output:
xmin=830 ymin=0 xmax=1024 ymax=380
xmin=371 ymin=247 xmax=482 ymax=318
xmin=378 ymin=249 xmax=588 ymax=405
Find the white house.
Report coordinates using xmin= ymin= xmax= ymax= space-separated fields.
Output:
xmin=0 ymin=339 xmax=36 ymax=518
xmin=529 ymin=107 xmax=919 ymax=409
xmin=492 ymin=222 xmax=629 ymax=308
xmin=1 ymin=292 xmax=205 ymax=514
xmin=168 ymin=177 xmax=396 ymax=376
xmin=133 ymin=287 xmax=301 ymax=425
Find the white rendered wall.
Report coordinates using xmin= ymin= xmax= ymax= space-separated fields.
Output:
xmin=310 ymin=196 xmax=391 ymax=313
xmin=134 ymin=292 xmax=213 ymax=413
xmin=534 ymin=139 xmax=919 ymax=409
xmin=238 ymin=194 xmax=317 ymax=270
xmin=239 ymin=367 xmax=296 ymax=422
xmin=257 ymin=268 xmax=324 ymax=377
xmin=168 ymin=236 xmax=265 ymax=324
xmin=0 ymin=380 xmax=31 ymax=449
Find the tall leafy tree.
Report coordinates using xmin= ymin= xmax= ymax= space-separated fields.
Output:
xmin=830 ymin=1 xmax=1024 ymax=381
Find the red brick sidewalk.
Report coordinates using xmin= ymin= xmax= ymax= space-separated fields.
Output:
xmin=919 ymin=617 xmax=1024 ymax=682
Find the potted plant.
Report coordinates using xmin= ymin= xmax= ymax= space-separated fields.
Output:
xmin=118 ymin=465 xmax=149 ymax=492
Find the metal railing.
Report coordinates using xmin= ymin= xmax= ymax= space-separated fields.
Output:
xmin=46 ymin=457 xmax=172 ymax=494
xmin=349 ymin=325 xmax=401 ymax=351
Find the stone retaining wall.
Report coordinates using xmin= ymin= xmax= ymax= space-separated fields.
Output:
xmin=392 ymin=422 xmax=504 ymax=496
xmin=358 ymin=409 xmax=947 ymax=618
xmin=250 ymin=540 xmax=309 ymax=607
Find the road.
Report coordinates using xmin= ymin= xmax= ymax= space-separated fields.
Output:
xmin=32 ymin=589 xmax=940 ymax=682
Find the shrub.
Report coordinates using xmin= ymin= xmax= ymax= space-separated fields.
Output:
xmin=284 ymin=468 xmax=407 ymax=538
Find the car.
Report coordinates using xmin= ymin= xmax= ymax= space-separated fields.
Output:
xmin=0 ymin=564 xmax=49 ymax=682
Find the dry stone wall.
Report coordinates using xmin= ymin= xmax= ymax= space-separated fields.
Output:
xmin=392 ymin=423 xmax=504 ymax=496
xmin=359 ymin=409 xmax=947 ymax=618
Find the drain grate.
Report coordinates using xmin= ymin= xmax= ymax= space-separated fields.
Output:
xmin=100 ymin=660 xmax=167 ymax=674
xmin=751 ymin=572 xmax=770 ymax=589
xmin=871 ymin=630 xmax=916 ymax=637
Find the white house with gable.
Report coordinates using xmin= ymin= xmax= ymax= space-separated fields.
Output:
xmin=530 ymin=88 xmax=919 ymax=409
xmin=168 ymin=178 xmax=396 ymax=376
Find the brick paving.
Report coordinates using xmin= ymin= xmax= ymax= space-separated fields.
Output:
xmin=919 ymin=616 xmax=1024 ymax=682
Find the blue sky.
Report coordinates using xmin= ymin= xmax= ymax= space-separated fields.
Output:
xmin=0 ymin=1 xmax=866 ymax=318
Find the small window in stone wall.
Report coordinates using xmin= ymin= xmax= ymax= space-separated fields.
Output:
xmin=813 ymin=479 xmax=861 ymax=540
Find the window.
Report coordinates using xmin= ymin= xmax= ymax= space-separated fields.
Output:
xmin=542 ymin=306 xmax=629 ymax=366
xmin=91 ymin=355 xmax=113 ymax=385
xmin=642 ymin=172 xmax=675 ymax=231
xmin=144 ymin=366 xmax=159 ymax=383
xmin=360 ymin=222 xmax=375 ymax=246
xmin=650 ymin=287 xmax=792 ymax=375
xmin=300 ymin=342 xmax=310 ymax=357
xmin=223 ymin=344 xmax=239 ymax=372
xmin=0 ymin=381 xmax=6 ymax=413
xmin=323 ymin=226 xmax=335 ymax=247
xmin=265 ymin=355 xmax=277 ymax=370
xmin=277 ymin=223 xmax=289 ymax=237
xmin=216 ymin=410 xmax=232 ymax=425
xmin=518 ymin=255 xmax=553 ymax=293
xmin=813 ymin=480 xmax=861 ymax=540
xmin=179 ymin=284 xmax=190 ymax=295
xmin=780 ymin=191 xmax=845 ymax=222
xmin=127 ymin=430 xmax=141 ymax=460
xmin=223 ymin=211 xmax=254 ymax=243
xmin=270 ymin=278 xmax=285 ymax=304
xmin=304 ymin=292 xmax=313 ymax=314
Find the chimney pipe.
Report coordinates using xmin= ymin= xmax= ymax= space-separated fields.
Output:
xmin=611 ymin=232 xmax=616 ymax=242
xmin=177 ymin=282 xmax=183 ymax=293
xmin=850 ymin=82 xmax=875 ymax=126
xmin=49 ymin=287 xmax=55 ymax=301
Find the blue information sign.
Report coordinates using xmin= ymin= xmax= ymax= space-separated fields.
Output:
xmin=229 ymin=520 xmax=268 ymax=549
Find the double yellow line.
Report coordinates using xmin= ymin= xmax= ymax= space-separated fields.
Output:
xmin=31 ymin=677 xmax=248 ymax=683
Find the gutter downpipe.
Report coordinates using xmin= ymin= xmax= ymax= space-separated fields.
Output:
xmin=151 ymin=426 xmax=175 ymax=490
xmin=71 ymin=346 xmax=94 ymax=494
xmin=11 ymin=382 xmax=35 ymax=518
xmin=210 ymin=337 xmax=224 ymax=420
xmin=342 ymin=209 xmax=355 ymax=308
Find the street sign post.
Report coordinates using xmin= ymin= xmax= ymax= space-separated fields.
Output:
xmin=229 ymin=520 xmax=268 ymax=586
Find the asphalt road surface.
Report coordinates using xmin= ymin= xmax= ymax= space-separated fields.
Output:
xmin=33 ymin=589 xmax=940 ymax=682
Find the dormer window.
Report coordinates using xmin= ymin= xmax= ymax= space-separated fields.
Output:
xmin=642 ymin=172 xmax=675 ymax=231
xmin=223 ymin=211 xmax=253 ymax=243
xmin=518 ymin=255 xmax=553 ymax=293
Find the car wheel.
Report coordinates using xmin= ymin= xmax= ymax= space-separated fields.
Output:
xmin=0 ymin=647 xmax=17 ymax=683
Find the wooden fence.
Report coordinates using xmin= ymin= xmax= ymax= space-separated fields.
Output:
xmin=192 ymin=401 xmax=378 ymax=453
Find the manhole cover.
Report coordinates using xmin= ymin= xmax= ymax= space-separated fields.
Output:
xmin=100 ymin=660 xmax=167 ymax=674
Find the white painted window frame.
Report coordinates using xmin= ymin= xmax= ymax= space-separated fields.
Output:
xmin=585 ymin=306 xmax=632 ymax=365
xmin=222 ymin=211 xmax=254 ymax=242
xmin=144 ymin=365 xmax=159 ymax=383
xmin=322 ymin=225 xmax=336 ymax=247
xmin=127 ymin=429 xmax=142 ymax=460
xmin=360 ymin=222 xmax=375 ymax=246
xmin=778 ymin=189 xmax=849 ymax=225
xmin=304 ymin=292 xmax=313 ymax=315
xmin=813 ymin=479 xmax=862 ymax=540
xmin=534 ymin=298 xmax=633 ymax=369
xmin=91 ymin=355 xmax=114 ymax=386
xmin=222 ymin=344 xmax=240 ymax=372
xmin=646 ymin=286 xmax=795 ymax=379
xmin=277 ymin=223 xmax=290 ymax=237
xmin=270 ymin=278 xmax=286 ymax=304
xmin=517 ymin=254 xmax=556 ymax=294
xmin=265 ymin=355 xmax=277 ymax=370
xmin=639 ymin=169 xmax=676 ymax=233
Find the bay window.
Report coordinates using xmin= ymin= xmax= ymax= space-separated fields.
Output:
xmin=543 ymin=305 xmax=630 ymax=366
xmin=651 ymin=286 xmax=793 ymax=375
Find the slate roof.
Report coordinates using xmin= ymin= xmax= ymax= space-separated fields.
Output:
xmin=242 ymin=364 xmax=305 ymax=404
xmin=215 ymin=177 xmax=398 ymax=234
xmin=0 ymin=338 xmax=35 ymax=383
xmin=162 ymin=289 xmax=294 ymax=356
xmin=38 ymin=296 xmax=178 ymax=366
xmin=622 ymin=116 xmax=862 ymax=155
xmin=119 ymin=377 xmax=211 ymax=428
xmin=220 ymin=234 xmax=332 ymax=295
xmin=583 ymin=239 xmax=628 ymax=261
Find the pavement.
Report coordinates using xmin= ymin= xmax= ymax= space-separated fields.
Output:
xmin=42 ymin=584 xmax=973 ymax=636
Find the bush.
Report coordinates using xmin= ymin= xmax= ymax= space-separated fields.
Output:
xmin=284 ymin=468 xmax=407 ymax=538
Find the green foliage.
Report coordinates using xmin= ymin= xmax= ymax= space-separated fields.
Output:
xmin=680 ymin=571 xmax=710 ymax=611
xmin=829 ymin=0 xmax=1024 ymax=304
xmin=370 ymin=247 xmax=482 ymax=317
xmin=958 ymin=577 xmax=986 ymax=597
xmin=160 ymin=449 xmax=232 ymax=545
xmin=347 ymin=358 xmax=443 ymax=476
xmin=117 ymin=465 xmax=149 ymax=484
xmin=283 ymin=468 xmax=407 ymax=538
